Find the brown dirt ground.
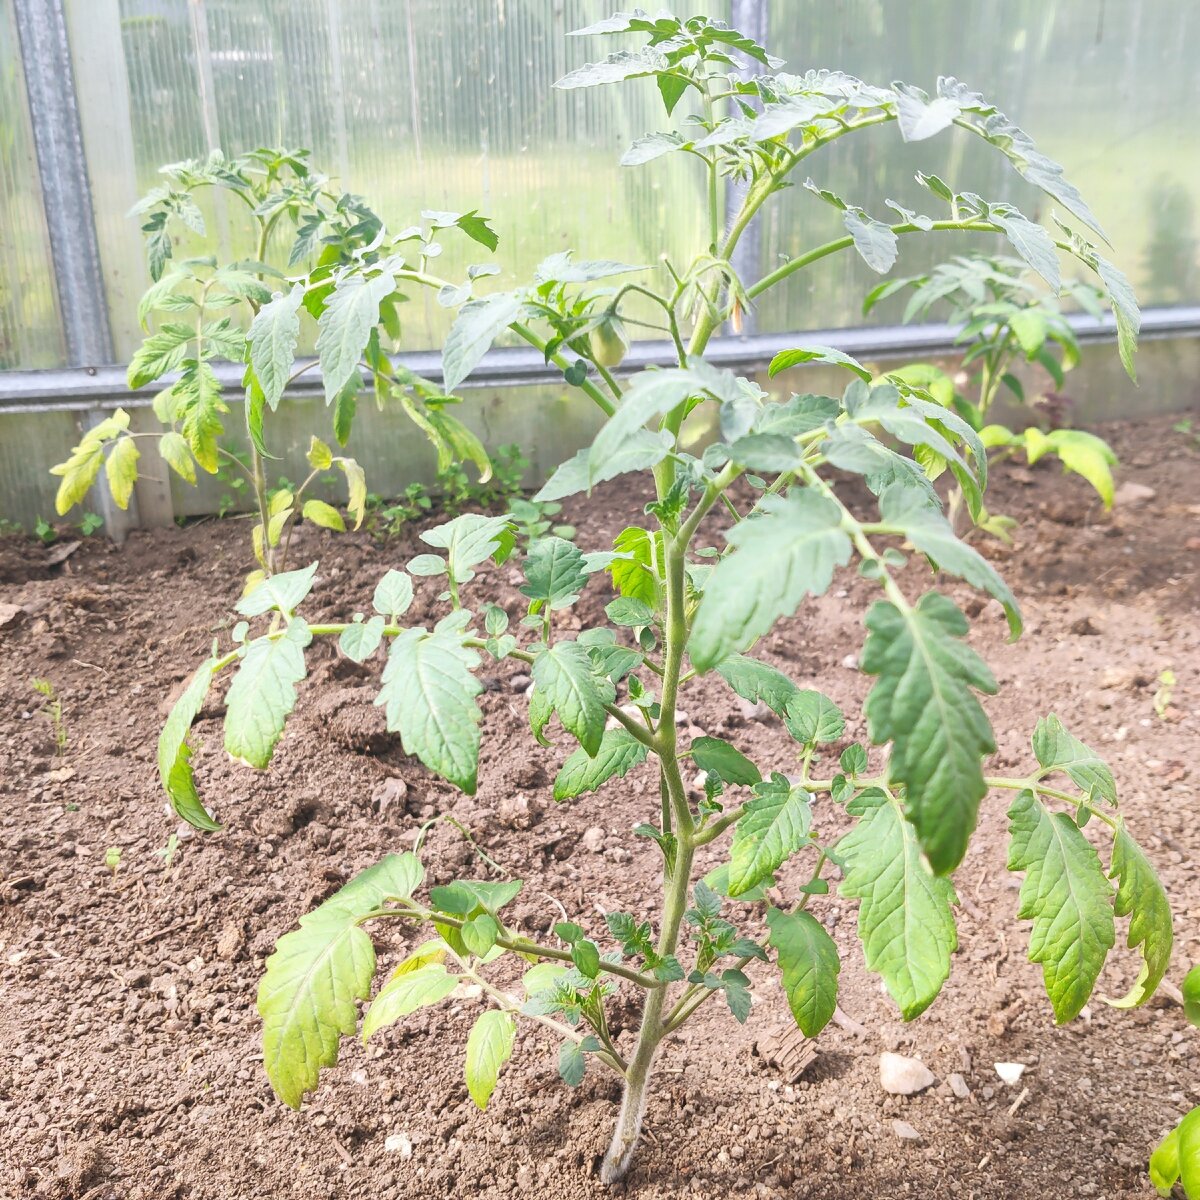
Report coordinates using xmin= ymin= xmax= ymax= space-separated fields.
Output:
xmin=1 ymin=413 xmax=1198 ymax=1200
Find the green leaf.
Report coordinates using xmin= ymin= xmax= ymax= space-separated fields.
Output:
xmin=372 ymin=569 xmax=414 ymax=620
xmin=338 ymin=615 xmax=385 ymax=663
xmin=1184 ymin=965 xmax=1200 ymax=1029
xmin=176 ymin=361 xmax=227 ymax=474
xmin=571 ymin=939 xmax=601 ymax=978
xmin=1006 ymin=789 xmax=1116 ymax=1023
xmin=715 ymin=653 xmax=799 ymax=718
xmin=376 ymin=622 xmax=483 ymax=793
xmin=531 ymin=641 xmax=616 ymax=757
xmin=302 ymin=499 xmax=345 ymax=532
xmin=837 ymin=789 xmax=958 ymax=1019
xmin=159 ymin=430 xmax=196 ymax=484
xmin=690 ymin=492 xmax=851 ymax=672
xmin=1039 ymin=429 xmax=1118 ymax=509
xmin=442 ymin=292 xmax=523 ymax=393
xmin=766 ymin=907 xmax=840 ymax=1037
xmin=521 ymin=536 xmax=589 ymax=610
xmin=534 ymin=431 xmax=674 ymax=501
xmin=691 ymin=736 xmax=760 ymax=787
xmin=361 ymin=964 xmax=459 ymax=1043
xmin=782 ymin=690 xmax=845 ymax=746
xmin=431 ymin=879 xmax=523 ymax=916
xmin=453 ymin=210 xmax=498 ymax=252
xmin=606 ymin=526 xmax=660 ymax=606
xmin=554 ymin=728 xmax=649 ymax=801
xmin=157 ymin=657 xmax=221 ymax=831
xmin=729 ymin=777 xmax=812 ymax=897
xmin=1150 ymin=1106 xmax=1200 ymax=1197
xmin=316 ymin=269 xmax=394 ymax=403
xmin=258 ymin=854 xmax=423 ymax=1107
xmin=127 ymin=323 xmax=192 ymax=389
xmin=559 ymin=1040 xmax=588 ymax=1086
xmin=421 ymin=513 xmax=513 ymax=584
xmin=862 ymin=593 xmax=997 ymax=874
xmin=104 ymin=436 xmax=140 ymax=510
xmin=465 ymin=1010 xmax=516 ymax=1109
xmin=605 ymin=597 xmax=654 ymax=627
xmin=553 ymin=47 xmax=668 ymax=90
xmin=844 ymin=207 xmax=898 ymax=274
xmin=990 ymin=207 xmax=1061 ymax=291
xmin=461 ymin=913 xmax=500 ymax=957
xmin=236 ymin=561 xmax=318 ymax=617
xmin=1095 ymin=254 xmax=1140 ymax=382
xmin=533 ymin=251 xmax=644 ymax=284
xmin=1032 ymin=714 xmax=1117 ymax=805
xmin=248 ymin=284 xmax=303 ymax=411
xmin=768 ymin=345 xmax=871 ymax=381
xmin=879 ymin=483 xmax=1022 ymax=637
xmin=1104 ymin=827 xmax=1173 ymax=1008
xmin=224 ymin=621 xmax=312 ymax=768
xmin=621 ymin=130 xmax=684 ymax=165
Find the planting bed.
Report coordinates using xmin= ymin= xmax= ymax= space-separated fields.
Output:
xmin=1 ymin=413 xmax=1197 ymax=1200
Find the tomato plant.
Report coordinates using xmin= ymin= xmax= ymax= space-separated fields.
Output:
xmin=50 ymin=147 xmax=503 ymax=582
xmin=155 ymin=11 xmax=1168 ymax=1185
xmin=1149 ymin=965 xmax=1200 ymax=1197
xmin=868 ymin=252 xmax=1118 ymax=537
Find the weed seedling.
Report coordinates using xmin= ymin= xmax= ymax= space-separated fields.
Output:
xmin=30 ymin=678 xmax=67 ymax=758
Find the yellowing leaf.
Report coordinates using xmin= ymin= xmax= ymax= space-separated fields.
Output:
xmin=302 ymin=499 xmax=346 ymax=532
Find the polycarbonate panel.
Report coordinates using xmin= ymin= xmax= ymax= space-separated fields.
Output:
xmin=91 ymin=0 xmax=1200 ymax=352
xmin=0 ymin=3 xmax=65 ymax=370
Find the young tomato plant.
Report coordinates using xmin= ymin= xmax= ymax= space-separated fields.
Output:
xmin=868 ymin=253 xmax=1118 ymax=537
xmin=158 ymin=12 xmax=1167 ymax=1185
xmin=50 ymin=148 xmax=501 ymax=584
xmin=1149 ymin=964 xmax=1200 ymax=1196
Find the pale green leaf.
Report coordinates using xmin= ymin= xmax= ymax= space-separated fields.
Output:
xmin=362 ymin=964 xmax=459 ymax=1043
xmin=465 ymin=1009 xmax=516 ymax=1109
xmin=837 ymin=789 xmax=958 ymax=1019
xmin=844 ymin=207 xmax=898 ymax=274
xmin=1006 ymin=789 xmax=1115 ymax=1023
xmin=302 ymin=499 xmax=345 ymax=532
xmin=1104 ymin=827 xmax=1173 ymax=1009
xmin=103 ymin=436 xmax=140 ymax=510
xmin=442 ymin=292 xmax=522 ymax=393
xmin=316 ymin=270 xmax=394 ymax=403
xmin=783 ymin=690 xmax=845 ymax=746
xmin=521 ymin=536 xmax=588 ymax=610
xmin=127 ymin=323 xmax=192 ymax=389
xmin=338 ymin=616 xmax=385 ymax=663
xmin=157 ymin=657 xmax=221 ymax=831
xmin=224 ymin=621 xmax=312 ymax=768
xmin=236 ymin=562 xmax=318 ymax=617
xmin=421 ymin=513 xmax=512 ymax=584
xmin=372 ymin=569 xmax=413 ymax=620
xmin=159 ymin=430 xmax=196 ymax=484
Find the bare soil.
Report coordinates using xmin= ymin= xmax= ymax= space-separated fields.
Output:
xmin=1 ymin=414 xmax=1197 ymax=1200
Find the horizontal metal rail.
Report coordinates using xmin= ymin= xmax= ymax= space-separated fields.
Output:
xmin=1 ymin=307 xmax=1198 ymax=416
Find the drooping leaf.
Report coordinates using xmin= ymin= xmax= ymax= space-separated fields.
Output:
xmin=768 ymin=345 xmax=872 ymax=381
xmin=1031 ymin=714 xmax=1117 ymax=805
xmin=1006 ymin=789 xmax=1116 ymax=1023
xmin=554 ymin=728 xmax=649 ymax=801
xmin=728 ymin=777 xmax=812 ymax=897
xmin=157 ymin=657 xmax=221 ymax=831
xmin=375 ymin=621 xmax=483 ymax=793
xmin=837 ymin=789 xmax=958 ymax=1019
xmin=990 ymin=206 xmax=1061 ymax=291
xmin=464 ymin=1009 xmax=516 ymax=1109
xmin=159 ymin=430 xmax=196 ymax=484
xmin=690 ymin=491 xmax=851 ymax=672
xmin=176 ymin=361 xmax=227 ymax=474
xmin=104 ymin=436 xmax=140 ymax=510
xmin=51 ymin=409 xmax=131 ymax=514
xmin=531 ymin=641 xmax=616 ymax=757
xmin=224 ymin=621 xmax=312 ymax=768
xmin=1105 ymin=826 xmax=1173 ymax=1009
xmin=766 ymin=907 xmax=840 ymax=1037
xmin=442 ymin=292 xmax=523 ymax=393
xmin=861 ymin=592 xmax=997 ymax=875
xmin=258 ymin=854 xmax=423 ymax=1107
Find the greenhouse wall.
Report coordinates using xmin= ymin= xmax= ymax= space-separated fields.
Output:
xmin=1 ymin=0 xmax=1198 ymax=531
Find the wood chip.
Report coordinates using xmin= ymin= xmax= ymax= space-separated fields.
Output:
xmin=754 ymin=1025 xmax=818 ymax=1082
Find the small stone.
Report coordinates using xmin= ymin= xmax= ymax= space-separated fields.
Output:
xmin=1069 ymin=615 xmax=1101 ymax=636
xmin=948 ymin=1073 xmax=971 ymax=1099
xmin=879 ymin=1052 xmax=936 ymax=1095
xmin=994 ymin=1062 xmax=1026 ymax=1085
xmin=0 ymin=602 xmax=24 ymax=628
xmin=384 ymin=1132 xmax=413 ymax=1158
xmin=736 ymin=697 xmax=771 ymax=721
xmin=841 ymin=654 xmax=859 ymax=670
xmin=216 ymin=922 xmax=243 ymax=962
xmin=509 ymin=674 xmax=532 ymax=693
xmin=497 ymin=793 xmax=541 ymax=831
xmin=371 ymin=777 xmax=408 ymax=814
xmin=891 ymin=1119 xmax=921 ymax=1141
xmin=1113 ymin=480 xmax=1156 ymax=506
xmin=581 ymin=826 xmax=605 ymax=853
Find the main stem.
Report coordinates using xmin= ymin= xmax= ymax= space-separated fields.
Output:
xmin=600 ymin=513 xmax=696 ymax=1183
